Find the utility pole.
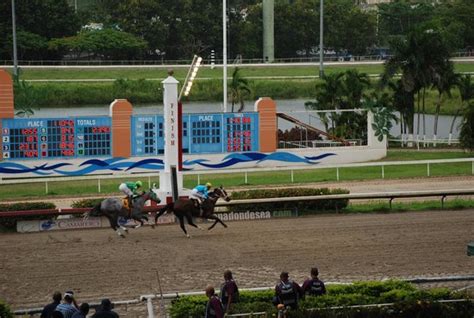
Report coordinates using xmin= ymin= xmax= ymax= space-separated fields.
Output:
xmin=11 ymin=0 xmax=18 ymax=80
xmin=319 ymin=0 xmax=324 ymax=78
xmin=223 ymin=0 xmax=228 ymax=113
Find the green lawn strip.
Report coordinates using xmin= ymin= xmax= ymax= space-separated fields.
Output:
xmin=383 ymin=150 xmax=472 ymax=161
xmin=20 ymin=78 xmax=466 ymax=115
xmin=0 ymin=151 xmax=471 ymax=201
xmin=11 ymin=62 xmax=474 ymax=80
xmin=345 ymin=198 xmax=474 ymax=213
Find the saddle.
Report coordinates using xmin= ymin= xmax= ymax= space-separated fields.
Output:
xmin=191 ymin=198 xmax=200 ymax=208
xmin=122 ymin=197 xmax=133 ymax=217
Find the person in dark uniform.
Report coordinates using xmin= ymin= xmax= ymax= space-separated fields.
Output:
xmin=40 ymin=291 xmax=62 ymax=318
xmin=274 ymin=271 xmax=302 ymax=310
xmin=220 ymin=270 xmax=239 ymax=313
xmin=302 ymin=267 xmax=327 ymax=297
xmin=205 ymin=285 xmax=224 ymax=318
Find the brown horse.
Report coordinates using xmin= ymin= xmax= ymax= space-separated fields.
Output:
xmin=154 ymin=187 xmax=231 ymax=237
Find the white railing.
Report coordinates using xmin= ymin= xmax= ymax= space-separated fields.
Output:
xmin=0 ymin=158 xmax=473 ymax=195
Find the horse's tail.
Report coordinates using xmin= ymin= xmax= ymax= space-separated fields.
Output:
xmin=88 ymin=202 xmax=102 ymax=217
xmin=154 ymin=203 xmax=174 ymax=224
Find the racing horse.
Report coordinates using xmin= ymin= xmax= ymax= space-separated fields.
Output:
xmin=154 ymin=186 xmax=231 ymax=237
xmin=86 ymin=187 xmax=161 ymax=237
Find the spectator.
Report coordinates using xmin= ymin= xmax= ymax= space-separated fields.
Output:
xmin=273 ymin=271 xmax=302 ymax=310
xmin=51 ymin=311 xmax=64 ymax=318
xmin=71 ymin=303 xmax=89 ymax=318
xmin=220 ymin=270 xmax=240 ymax=313
xmin=302 ymin=267 xmax=327 ymax=297
xmin=41 ymin=291 xmax=62 ymax=318
xmin=55 ymin=291 xmax=79 ymax=318
xmin=205 ymin=285 xmax=224 ymax=318
xmin=91 ymin=299 xmax=119 ymax=318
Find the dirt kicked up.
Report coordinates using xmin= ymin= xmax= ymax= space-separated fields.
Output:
xmin=0 ymin=209 xmax=473 ymax=314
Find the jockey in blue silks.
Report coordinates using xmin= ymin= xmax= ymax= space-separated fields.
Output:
xmin=190 ymin=182 xmax=212 ymax=215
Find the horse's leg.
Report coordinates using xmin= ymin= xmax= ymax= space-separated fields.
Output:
xmin=154 ymin=205 xmax=169 ymax=224
xmin=185 ymin=213 xmax=203 ymax=231
xmin=107 ymin=214 xmax=125 ymax=237
xmin=177 ymin=215 xmax=190 ymax=238
xmin=206 ymin=215 xmax=228 ymax=230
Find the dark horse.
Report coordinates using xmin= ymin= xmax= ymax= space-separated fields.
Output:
xmin=87 ymin=188 xmax=161 ymax=237
xmin=154 ymin=187 xmax=231 ymax=237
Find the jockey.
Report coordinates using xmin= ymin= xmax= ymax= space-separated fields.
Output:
xmin=190 ymin=182 xmax=212 ymax=215
xmin=119 ymin=181 xmax=143 ymax=208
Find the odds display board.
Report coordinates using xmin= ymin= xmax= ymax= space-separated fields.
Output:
xmin=1 ymin=117 xmax=111 ymax=159
xmin=131 ymin=112 xmax=259 ymax=156
xmin=1 ymin=112 xmax=258 ymax=160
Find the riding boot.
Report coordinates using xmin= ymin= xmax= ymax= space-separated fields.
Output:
xmin=127 ymin=196 xmax=133 ymax=215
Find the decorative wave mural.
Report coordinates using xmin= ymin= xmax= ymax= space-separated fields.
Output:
xmin=0 ymin=152 xmax=336 ymax=176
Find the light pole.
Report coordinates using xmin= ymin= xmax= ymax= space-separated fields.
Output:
xmin=222 ymin=0 xmax=228 ymax=113
xmin=319 ymin=0 xmax=324 ymax=78
xmin=11 ymin=0 xmax=18 ymax=80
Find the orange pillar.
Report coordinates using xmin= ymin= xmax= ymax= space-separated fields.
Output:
xmin=255 ymin=97 xmax=277 ymax=152
xmin=0 ymin=70 xmax=15 ymax=160
xmin=109 ymin=99 xmax=133 ymax=158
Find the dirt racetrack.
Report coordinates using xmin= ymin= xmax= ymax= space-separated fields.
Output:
xmin=0 ymin=209 xmax=473 ymax=314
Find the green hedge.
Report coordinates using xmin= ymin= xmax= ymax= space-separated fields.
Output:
xmin=229 ymin=187 xmax=349 ymax=213
xmin=0 ymin=299 xmax=13 ymax=318
xmin=168 ymin=280 xmax=473 ymax=318
xmin=71 ymin=198 xmax=106 ymax=208
xmin=0 ymin=202 xmax=56 ymax=230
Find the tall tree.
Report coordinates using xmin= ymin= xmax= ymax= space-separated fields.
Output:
xmin=449 ymin=75 xmax=474 ymax=143
xmin=377 ymin=1 xmax=434 ymax=44
xmin=459 ymin=101 xmax=474 ymax=151
xmin=0 ymin=0 xmax=79 ymax=59
xmin=229 ymin=67 xmax=251 ymax=113
xmin=305 ymin=72 xmax=345 ymax=132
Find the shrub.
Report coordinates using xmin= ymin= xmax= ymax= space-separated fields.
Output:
xmin=0 ymin=202 xmax=56 ymax=230
xmin=168 ymin=281 xmax=473 ymax=318
xmin=229 ymin=187 xmax=349 ymax=213
xmin=71 ymin=198 xmax=106 ymax=208
xmin=0 ymin=299 xmax=14 ymax=318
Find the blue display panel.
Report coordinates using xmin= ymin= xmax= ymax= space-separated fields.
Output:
xmin=224 ymin=113 xmax=259 ymax=152
xmin=131 ymin=112 xmax=259 ymax=156
xmin=1 ymin=117 xmax=111 ymax=160
xmin=75 ymin=117 xmax=111 ymax=156
xmin=188 ymin=114 xmax=223 ymax=153
xmin=131 ymin=115 xmax=158 ymax=155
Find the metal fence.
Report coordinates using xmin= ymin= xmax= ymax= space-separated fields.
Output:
xmin=1 ymin=53 xmax=473 ymax=67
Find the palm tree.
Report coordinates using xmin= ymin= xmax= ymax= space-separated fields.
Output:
xmin=459 ymin=101 xmax=474 ymax=152
xmin=14 ymin=80 xmax=39 ymax=118
xmin=382 ymin=35 xmax=417 ymax=144
xmin=305 ymin=72 xmax=345 ymax=132
xmin=431 ymin=61 xmax=457 ymax=145
xmin=229 ymin=67 xmax=251 ymax=113
xmin=342 ymin=69 xmax=371 ymax=109
xmin=449 ymin=75 xmax=474 ymax=143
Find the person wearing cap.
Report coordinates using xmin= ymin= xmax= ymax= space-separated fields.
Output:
xmin=71 ymin=303 xmax=89 ymax=318
xmin=302 ymin=267 xmax=326 ymax=297
xmin=40 ymin=291 xmax=62 ymax=318
xmin=91 ymin=299 xmax=119 ymax=318
xmin=273 ymin=272 xmax=302 ymax=310
xmin=55 ymin=291 xmax=79 ymax=318
xmin=118 ymin=181 xmax=143 ymax=209
xmin=205 ymin=285 xmax=224 ymax=318
xmin=190 ymin=182 xmax=212 ymax=216
xmin=220 ymin=270 xmax=239 ymax=313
